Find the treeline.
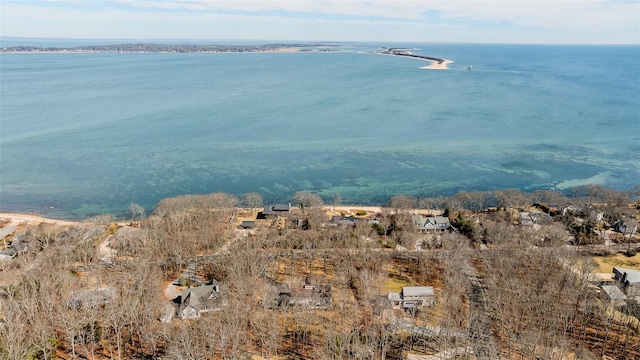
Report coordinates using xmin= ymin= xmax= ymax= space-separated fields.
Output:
xmin=388 ymin=184 xmax=638 ymax=212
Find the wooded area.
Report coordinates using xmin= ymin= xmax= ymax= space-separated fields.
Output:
xmin=1 ymin=185 xmax=639 ymax=359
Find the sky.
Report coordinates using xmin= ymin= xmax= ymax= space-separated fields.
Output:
xmin=1 ymin=0 xmax=639 ymax=44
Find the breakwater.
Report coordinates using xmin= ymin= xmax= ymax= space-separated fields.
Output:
xmin=384 ymin=48 xmax=446 ymax=64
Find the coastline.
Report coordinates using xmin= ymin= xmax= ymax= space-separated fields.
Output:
xmin=0 ymin=212 xmax=81 ymax=226
xmin=0 ymin=205 xmax=444 ymax=225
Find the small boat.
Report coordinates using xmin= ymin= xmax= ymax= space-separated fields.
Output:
xmin=467 ymin=66 xmax=472 ymax=70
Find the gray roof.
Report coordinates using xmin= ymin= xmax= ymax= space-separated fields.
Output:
xmin=272 ymin=204 xmax=291 ymax=212
xmin=600 ymin=285 xmax=627 ymax=302
xmin=262 ymin=204 xmax=290 ymax=215
xmin=181 ymin=284 xmax=219 ymax=311
xmin=387 ymin=292 xmax=402 ymax=302
xmin=68 ymin=288 xmax=114 ymax=309
xmin=414 ymin=216 xmax=450 ymax=229
xmin=614 ymin=267 xmax=640 ymax=284
xmin=402 ymin=286 xmax=434 ymax=297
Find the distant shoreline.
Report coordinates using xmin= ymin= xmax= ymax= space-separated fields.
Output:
xmin=1 ymin=42 xmax=453 ymax=69
xmin=0 ymin=43 xmax=339 ymax=54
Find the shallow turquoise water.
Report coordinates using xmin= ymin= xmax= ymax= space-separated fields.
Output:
xmin=1 ymin=43 xmax=639 ymax=218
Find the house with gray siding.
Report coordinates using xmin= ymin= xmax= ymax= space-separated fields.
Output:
xmin=179 ymin=280 xmax=224 ymax=319
xmin=387 ymin=286 xmax=435 ymax=310
xmin=414 ymin=216 xmax=451 ymax=232
xmin=68 ymin=288 xmax=114 ymax=309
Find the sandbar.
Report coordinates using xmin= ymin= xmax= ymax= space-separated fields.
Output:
xmin=420 ymin=59 xmax=454 ymax=70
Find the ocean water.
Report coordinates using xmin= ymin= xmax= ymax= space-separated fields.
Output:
xmin=1 ymin=43 xmax=639 ymax=219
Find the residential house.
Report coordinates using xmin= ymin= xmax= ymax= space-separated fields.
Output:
xmin=519 ymin=210 xmax=552 ymax=226
xmin=370 ymin=296 xmax=394 ymax=321
xmin=288 ymin=283 xmax=332 ymax=309
xmin=599 ymin=284 xmax=627 ymax=306
xmin=614 ymin=220 xmax=638 ymax=235
xmin=109 ymin=225 xmax=145 ymax=251
xmin=612 ymin=267 xmax=640 ymax=297
xmin=387 ymin=286 xmax=435 ymax=310
xmin=68 ymin=288 xmax=114 ymax=309
xmin=387 ymin=291 xmax=403 ymax=309
xmin=260 ymin=204 xmax=291 ymax=219
xmin=274 ymin=280 xmax=332 ymax=309
xmin=240 ymin=220 xmax=255 ymax=229
xmin=414 ymin=216 xmax=451 ymax=232
xmin=562 ymin=205 xmax=581 ymax=216
xmin=329 ymin=215 xmax=356 ymax=227
xmin=402 ymin=286 xmax=435 ymax=308
xmin=179 ymin=280 xmax=224 ymax=319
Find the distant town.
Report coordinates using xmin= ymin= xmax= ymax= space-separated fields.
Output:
xmin=0 ymin=43 xmax=338 ymax=53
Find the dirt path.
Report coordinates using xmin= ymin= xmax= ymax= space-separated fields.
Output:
xmin=407 ymin=347 xmax=472 ymax=360
xmin=164 ymin=229 xmax=249 ymax=300
xmin=463 ymin=259 xmax=499 ymax=359
xmin=0 ymin=224 xmax=17 ymax=240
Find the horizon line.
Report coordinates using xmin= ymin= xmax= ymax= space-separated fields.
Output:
xmin=2 ymin=36 xmax=639 ymax=47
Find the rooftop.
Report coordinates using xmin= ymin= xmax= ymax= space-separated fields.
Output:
xmin=600 ymin=285 xmax=627 ymax=302
xmin=614 ymin=267 xmax=640 ymax=284
xmin=402 ymin=286 xmax=434 ymax=297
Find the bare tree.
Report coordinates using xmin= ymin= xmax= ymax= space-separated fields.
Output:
xmin=293 ymin=192 xmax=323 ymax=213
xmin=531 ymin=189 xmax=570 ymax=207
xmin=387 ymin=195 xmax=417 ymax=212
xmin=452 ymin=191 xmax=487 ymax=212
xmin=128 ymin=202 xmax=146 ymax=221
xmin=241 ymin=192 xmax=263 ymax=214
xmin=493 ymin=188 xmax=530 ymax=209
xmin=331 ymin=192 xmax=342 ymax=211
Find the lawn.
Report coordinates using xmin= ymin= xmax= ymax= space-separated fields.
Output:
xmin=382 ymin=274 xmax=414 ymax=294
xmin=593 ymin=253 xmax=640 ymax=273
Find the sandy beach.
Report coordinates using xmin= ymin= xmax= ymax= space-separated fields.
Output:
xmin=420 ymin=59 xmax=454 ymax=70
xmin=0 ymin=212 xmax=81 ymax=227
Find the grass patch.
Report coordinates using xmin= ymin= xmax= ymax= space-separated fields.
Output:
xmin=382 ymin=274 xmax=414 ymax=294
xmin=593 ymin=253 xmax=640 ymax=273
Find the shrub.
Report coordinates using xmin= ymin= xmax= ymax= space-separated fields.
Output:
xmin=372 ymin=223 xmax=385 ymax=236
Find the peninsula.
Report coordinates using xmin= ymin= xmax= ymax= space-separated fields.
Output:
xmin=381 ymin=47 xmax=453 ymax=69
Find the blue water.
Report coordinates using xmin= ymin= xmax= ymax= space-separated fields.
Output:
xmin=1 ymin=43 xmax=639 ymax=219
